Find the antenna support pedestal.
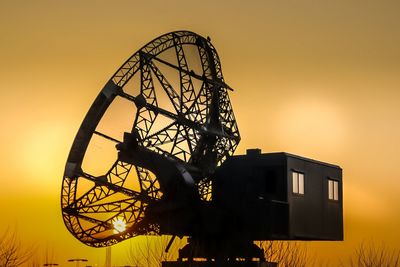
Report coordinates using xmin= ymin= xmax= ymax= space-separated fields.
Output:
xmin=161 ymin=238 xmax=275 ymax=267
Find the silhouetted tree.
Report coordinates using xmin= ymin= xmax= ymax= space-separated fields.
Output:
xmin=256 ymin=241 xmax=314 ymax=267
xmin=345 ymin=241 xmax=400 ymax=267
xmin=0 ymin=229 xmax=34 ymax=267
xmin=127 ymin=236 xmax=185 ymax=267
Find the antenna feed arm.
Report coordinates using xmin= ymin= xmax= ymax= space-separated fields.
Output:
xmin=117 ymin=132 xmax=198 ymax=201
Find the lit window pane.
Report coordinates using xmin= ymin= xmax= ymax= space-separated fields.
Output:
xmin=292 ymin=172 xmax=298 ymax=193
xmin=328 ymin=180 xmax=334 ymax=200
xmin=334 ymin=181 xmax=339 ymax=200
xmin=328 ymin=179 xmax=339 ymax=201
xmin=298 ymin=173 xmax=304 ymax=194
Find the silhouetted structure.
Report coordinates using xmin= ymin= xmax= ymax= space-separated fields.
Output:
xmin=61 ymin=31 xmax=343 ymax=266
xmin=213 ymin=149 xmax=343 ymax=241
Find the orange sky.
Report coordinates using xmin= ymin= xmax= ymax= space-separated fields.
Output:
xmin=1 ymin=0 xmax=400 ymax=265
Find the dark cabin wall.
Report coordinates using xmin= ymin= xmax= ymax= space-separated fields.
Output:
xmin=212 ymin=151 xmax=343 ymax=241
xmin=213 ymin=152 xmax=289 ymax=239
xmin=287 ymin=155 xmax=343 ymax=240
xmin=213 ymin=152 xmax=288 ymax=206
xmin=250 ymin=153 xmax=289 ymax=238
xmin=324 ymin=167 xmax=343 ymax=240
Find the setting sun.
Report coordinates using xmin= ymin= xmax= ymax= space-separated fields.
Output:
xmin=113 ymin=218 xmax=127 ymax=234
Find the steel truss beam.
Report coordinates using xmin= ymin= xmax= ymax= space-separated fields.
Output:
xmin=61 ymin=31 xmax=240 ymax=247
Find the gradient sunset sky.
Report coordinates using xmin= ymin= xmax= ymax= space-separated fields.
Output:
xmin=1 ymin=0 xmax=400 ymax=265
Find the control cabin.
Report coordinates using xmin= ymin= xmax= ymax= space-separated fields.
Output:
xmin=213 ymin=149 xmax=343 ymax=241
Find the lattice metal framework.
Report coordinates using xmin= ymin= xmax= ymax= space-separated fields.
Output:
xmin=61 ymin=31 xmax=240 ymax=247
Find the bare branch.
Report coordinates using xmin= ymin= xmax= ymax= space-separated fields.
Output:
xmin=345 ymin=241 xmax=400 ymax=267
xmin=127 ymin=236 xmax=185 ymax=267
xmin=0 ymin=228 xmax=35 ymax=267
xmin=256 ymin=240 xmax=314 ymax=267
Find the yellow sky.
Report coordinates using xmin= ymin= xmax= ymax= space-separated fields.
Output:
xmin=1 ymin=0 xmax=400 ymax=265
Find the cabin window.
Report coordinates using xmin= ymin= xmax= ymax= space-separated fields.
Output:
xmin=328 ymin=179 xmax=339 ymax=201
xmin=292 ymin=171 xmax=304 ymax=195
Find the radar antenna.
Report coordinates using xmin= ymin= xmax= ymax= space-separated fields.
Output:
xmin=61 ymin=31 xmax=240 ymax=247
xmin=62 ymin=31 xmax=343 ymax=266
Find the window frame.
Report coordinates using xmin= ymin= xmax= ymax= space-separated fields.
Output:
xmin=292 ymin=170 xmax=305 ymax=196
xmin=328 ymin=178 xmax=339 ymax=201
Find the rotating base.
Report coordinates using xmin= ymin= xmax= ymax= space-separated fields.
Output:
xmin=162 ymin=238 xmax=276 ymax=267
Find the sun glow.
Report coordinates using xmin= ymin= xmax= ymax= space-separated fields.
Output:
xmin=112 ymin=218 xmax=126 ymax=234
xmin=274 ymin=93 xmax=346 ymax=152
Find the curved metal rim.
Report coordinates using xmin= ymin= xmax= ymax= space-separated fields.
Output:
xmin=61 ymin=30 xmax=239 ymax=247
